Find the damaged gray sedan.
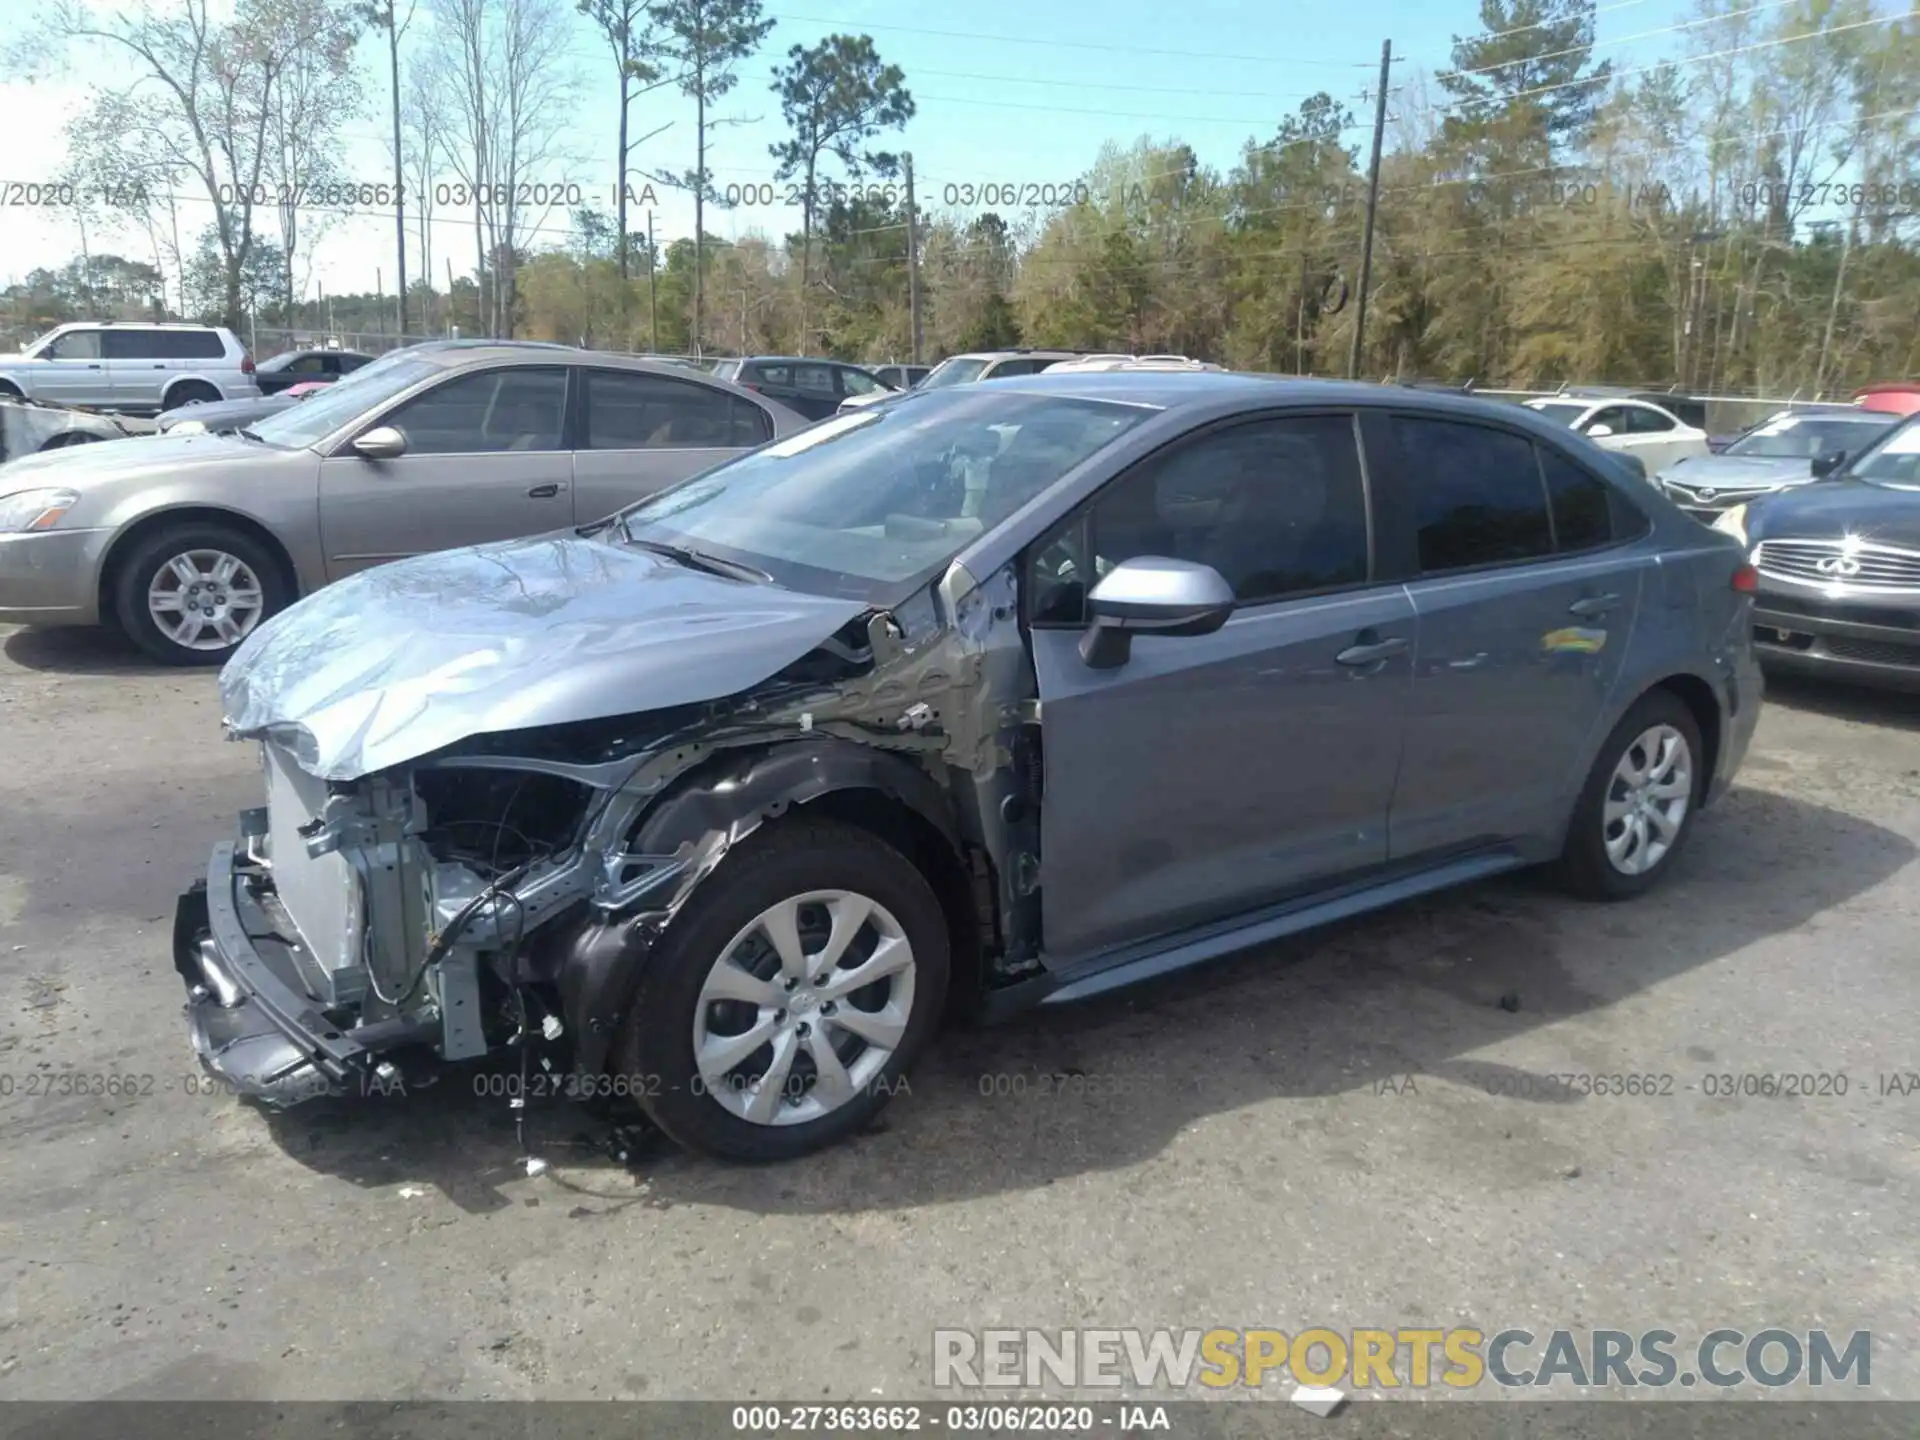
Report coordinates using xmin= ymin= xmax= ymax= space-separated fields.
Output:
xmin=176 ymin=373 xmax=1762 ymax=1159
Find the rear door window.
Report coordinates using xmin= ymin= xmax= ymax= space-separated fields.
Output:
xmin=1625 ymin=406 xmax=1674 ymax=433
xmin=584 ymin=368 xmax=772 ymax=449
xmin=1393 ymin=416 xmax=1554 ymax=574
xmin=1539 ymin=448 xmax=1616 ymax=553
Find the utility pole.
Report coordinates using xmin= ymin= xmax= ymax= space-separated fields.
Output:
xmin=445 ymin=257 xmax=457 ymax=337
xmin=1348 ymin=38 xmax=1391 ymax=381
xmin=386 ymin=0 xmax=408 ymax=336
xmin=1296 ymin=249 xmax=1308 ymax=375
xmin=647 ymin=210 xmax=659 ymax=354
xmin=905 ymin=152 xmax=923 ymax=364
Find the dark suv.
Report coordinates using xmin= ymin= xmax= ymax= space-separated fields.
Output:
xmin=709 ymin=357 xmax=890 ymax=420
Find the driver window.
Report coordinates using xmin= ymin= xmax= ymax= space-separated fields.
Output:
xmin=1028 ymin=414 xmax=1371 ymax=627
xmin=45 ymin=331 xmax=103 ymax=360
xmin=1583 ymin=406 xmax=1628 ymax=434
xmin=382 ymin=366 xmax=568 ymax=454
xmin=1626 ymin=406 xmax=1674 ymax=433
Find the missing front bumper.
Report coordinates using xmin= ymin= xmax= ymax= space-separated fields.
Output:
xmin=173 ymin=843 xmax=431 ymax=1107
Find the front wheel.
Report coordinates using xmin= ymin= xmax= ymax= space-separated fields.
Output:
xmin=619 ymin=817 xmax=951 ymax=1161
xmin=111 ymin=523 xmax=291 ymax=666
xmin=1554 ymin=690 xmax=1704 ymax=900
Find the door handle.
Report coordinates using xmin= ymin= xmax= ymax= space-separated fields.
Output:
xmin=527 ymin=482 xmax=564 ymax=499
xmin=1568 ymin=593 xmax=1621 ymax=618
xmin=1336 ymin=635 xmax=1409 ymax=666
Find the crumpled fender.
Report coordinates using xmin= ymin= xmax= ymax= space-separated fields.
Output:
xmin=556 ymin=736 xmax=961 ymax=1079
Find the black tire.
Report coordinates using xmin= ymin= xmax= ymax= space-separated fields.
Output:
xmin=619 ymin=816 xmax=951 ymax=1161
xmin=110 ymin=522 xmax=293 ymax=667
xmin=165 ymin=380 xmax=221 ymax=408
xmin=41 ymin=432 xmax=100 ymax=451
xmin=1554 ymin=688 xmax=1705 ymax=900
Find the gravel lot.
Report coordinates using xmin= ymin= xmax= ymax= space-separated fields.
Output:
xmin=3 ymin=620 xmax=1919 ymax=1406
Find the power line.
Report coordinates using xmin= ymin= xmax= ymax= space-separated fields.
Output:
xmin=760 ymin=11 xmax=1379 ymax=67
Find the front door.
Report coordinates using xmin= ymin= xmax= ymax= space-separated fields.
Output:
xmin=1029 ymin=411 xmax=1412 ymax=962
xmin=1375 ymin=414 xmax=1650 ymax=858
xmin=31 ymin=329 xmax=112 ymax=406
xmin=317 ymin=363 xmax=574 ymax=578
xmin=571 ymin=367 xmax=775 ymax=524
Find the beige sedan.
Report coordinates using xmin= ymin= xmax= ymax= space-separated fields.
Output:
xmin=0 ymin=346 xmax=806 ymax=664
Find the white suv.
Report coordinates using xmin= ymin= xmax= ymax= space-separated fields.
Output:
xmin=0 ymin=322 xmax=260 ymax=415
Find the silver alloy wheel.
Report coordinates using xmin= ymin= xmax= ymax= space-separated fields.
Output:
xmin=146 ymin=549 xmax=266 ymax=652
xmin=692 ymin=889 xmax=917 ymax=1127
xmin=1602 ymin=723 xmax=1693 ymax=876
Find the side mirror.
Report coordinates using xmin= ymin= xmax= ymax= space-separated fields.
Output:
xmin=1079 ymin=556 xmax=1235 ymax=670
xmin=1811 ymin=448 xmax=1847 ymax=478
xmin=1585 ymin=423 xmax=1615 ymax=438
xmin=351 ymin=425 xmax=407 ymax=460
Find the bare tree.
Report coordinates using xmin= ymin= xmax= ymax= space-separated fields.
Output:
xmin=427 ymin=0 xmax=577 ymax=336
xmin=401 ymin=57 xmax=443 ymax=328
xmin=265 ymin=6 xmax=364 ymax=324
xmin=28 ymin=0 xmax=362 ymax=330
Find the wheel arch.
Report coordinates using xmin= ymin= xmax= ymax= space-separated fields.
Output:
xmin=1647 ymin=671 xmax=1723 ymax=803
xmin=557 ymin=738 xmax=990 ymax=1079
xmin=97 ymin=505 xmax=301 ymax=629
xmin=160 ymin=376 xmax=224 ymax=409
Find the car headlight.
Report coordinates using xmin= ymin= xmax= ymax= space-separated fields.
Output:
xmin=0 ymin=487 xmax=81 ymax=534
xmin=1711 ymin=504 xmax=1749 ymax=544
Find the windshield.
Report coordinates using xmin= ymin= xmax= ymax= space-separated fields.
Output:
xmin=1727 ymin=412 xmax=1893 ymax=460
xmin=1847 ymin=417 xmax=1920 ymax=489
xmin=1529 ymin=401 xmax=1589 ymax=427
xmin=250 ymin=356 xmax=441 ymax=448
xmin=919 ymin=357 xmax=991 ymax=390
xmin=610 ymin=388 xmax=1153 ymax=602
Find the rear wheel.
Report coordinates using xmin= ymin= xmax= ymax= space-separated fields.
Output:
xmin=111 ymin=523 xmax=291 ymax=666
xmin=165 ymin=380 xmax=221 ymax=408
xmin=619 ymin=817 xmax=950 ymax=1161
xmin=1554 ymin=690 xmax=1704 ymax=899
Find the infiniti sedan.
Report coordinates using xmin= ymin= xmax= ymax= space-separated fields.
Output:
xmin=0 ymin=347 xmax=806 ymax=663
xmin=174 ymin=374 xmax=1760 ymax=1160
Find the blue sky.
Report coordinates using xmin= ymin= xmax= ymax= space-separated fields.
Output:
xmin=0 ymin=0 xmax=1700 ymax=301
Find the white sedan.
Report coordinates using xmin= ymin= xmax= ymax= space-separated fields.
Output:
xmin=1525 ymin=396 xmax=1711 ymax=473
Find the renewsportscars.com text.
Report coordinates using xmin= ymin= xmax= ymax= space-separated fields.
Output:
xmin=932 ymin=1326 xmax=1872 ymax=1392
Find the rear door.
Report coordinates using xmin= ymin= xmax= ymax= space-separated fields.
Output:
xmin=1376 ymin=413 xmax=1650 ymax=858
xmin=103 ymin=329 xmax=167 ymax=408
xmin=1620 ymin=403 xmax=1700 ymax=471
xmin=317 ymin=363 xmax=574 ymax=578
xmin=33 ymin=328 xmax=111 ymax=406
xmin=1029 ymin=410 xmax=1413 ymax=961
xmin=572 ymin=366 xmax=775 ymax=523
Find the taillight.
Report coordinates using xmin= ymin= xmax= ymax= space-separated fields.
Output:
xmin=740 ymin=382 xmax=763 ymax=393
xmin=1732 ymin=563 xmax=1758 ymax=593
xmin=241 ymin=353 xmax=255 ymax=374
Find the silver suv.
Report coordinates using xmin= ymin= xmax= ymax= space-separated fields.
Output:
xmin=0 ymin=322 xmax=260 ymax=414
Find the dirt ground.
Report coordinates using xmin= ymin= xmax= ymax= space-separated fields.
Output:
xmin=3 ymin=621 xmax=1918 ymax=1405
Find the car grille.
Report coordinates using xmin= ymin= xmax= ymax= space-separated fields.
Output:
xmin=1664 ymin=481 xmax=1776 ymax=510
xmin=1754 ymin=538 xmax=1920 ymax=593
xmin=1822 ymin=636 xmax=1920 ymax=669
xmin=263 ymin=741 xmax=360 ymax=977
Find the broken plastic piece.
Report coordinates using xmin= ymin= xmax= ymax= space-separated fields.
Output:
xmin=398 ymin=1184 xmax=426 ymax=1199
xmin=1290 ymin=1385 xmax=1346 ymax=1418
xmin=524 ymin=1157 xmax=549 ymax=1177
xmin=540 ymin=1014 xmax=564 ymax=1041
xmin=799 ymin=712 xmax=813 ymax=731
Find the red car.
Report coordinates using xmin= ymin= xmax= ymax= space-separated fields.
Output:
xmin=1854 ymin=382 xmax=1920 ymax=417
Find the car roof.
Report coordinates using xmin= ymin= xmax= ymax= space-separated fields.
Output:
xmin=985 ymin=370 xmax=1586 ymax=422
xmin=735 ymin=355 xmax=865 ymax=366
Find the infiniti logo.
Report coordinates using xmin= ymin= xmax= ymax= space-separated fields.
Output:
xmin=1815 ymin=555 xmax=1863 ymax=577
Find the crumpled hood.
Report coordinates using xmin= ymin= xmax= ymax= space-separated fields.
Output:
xmin=1657 ymin=453 xmax=1812 ymax=491
xmin=220 ymin=531 xmax=871 ymax=780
